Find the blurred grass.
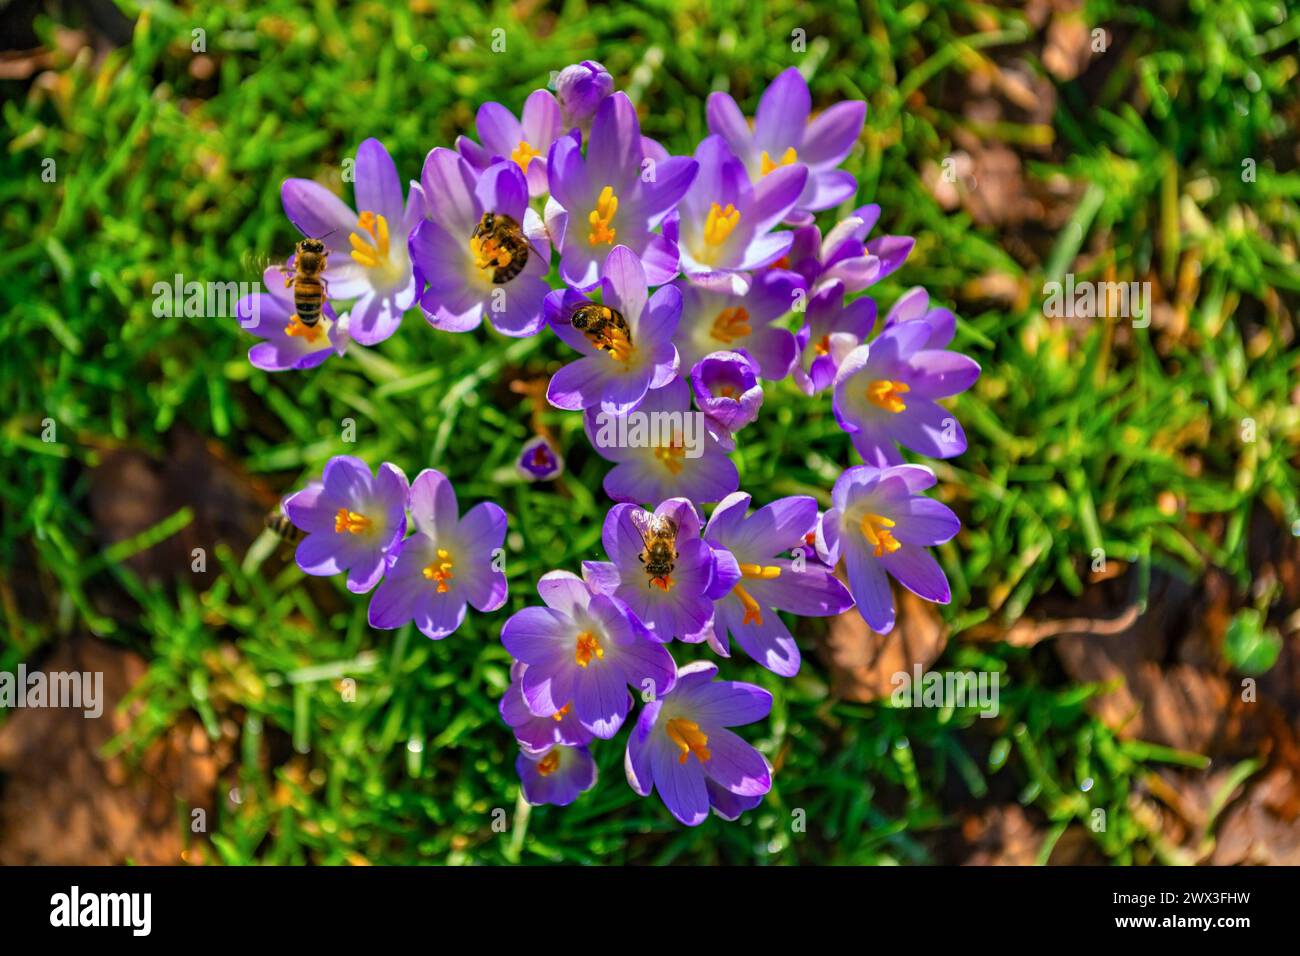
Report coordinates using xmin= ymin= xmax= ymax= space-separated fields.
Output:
xmin=0 ymin=0 xmax=1297 ymax=864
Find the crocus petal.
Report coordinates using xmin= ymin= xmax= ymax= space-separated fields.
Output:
xmin=625 ymin=700 xmax=661 ymax=796
xmin=891 ymin=496 xmax=961 ymax=548
xmin=706 ymin=91 xmax=754 ymax=160
xmin=354 ymin=138 xmax=405 ymax=226
xmin=868 ymin=235 xmax=915 ymax=279
xmin=458 ymin=502 xmax=508 ymax=611
xmin=799 ymin=101 xmax=866 ymax=167
xmin=408 ymin=468 xmax=459 ymax=540
xmin=719 ymin=598 xmax=801 ymax=678
xmin=421 ymin=147 xmax=482 ymax=239
xmin=799 ymin=169 xmax=858 ymax=212
xmin=651 ymin=737 xmax=710 ymax=826
xmin=881 ymin=545 xmax=951 ymax=604
xmin=907 ymin=350 xmax=982 ymax=399
xmin=601 ymin=245 xmax=648 ymax=325
xmin=754 ymin=68 xmax=810 ymax=154
xmin=682 ymin=678 xmax=772 ymax=726
xmin=844 ymin=540 xmax=895 ymax=633
xmin=701 ymin=726 xmax=771 ymax=796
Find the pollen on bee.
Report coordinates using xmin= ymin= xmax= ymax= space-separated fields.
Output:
xmin=285 ymin=313 xmax=325 ymax=344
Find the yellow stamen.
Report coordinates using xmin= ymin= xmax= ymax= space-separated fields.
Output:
xmin=537 ymin=750 xmax=561 ymax=776
xmin=653 ymin=438 xmax=686 ymax=476
xmin=759 ymin=146 xmax=798 ymax=176
xmin=666 ymin=718 xmax=711 ymax=765
xmin=349 ymin=211 xmax=391 ymax=268
xmin=469 ymin=233 xmax=514 ymax=275
xmin=285 ymin=313 xmax=324 ymax=344
xmin=703 ymin=202 xmax=741 ymax=246
xmin=551 ymin=702 xmax=572 ymax=722
xmin=710 ymin=305 xmax=752 ymax=345
xmin=588 ymin=185 xmax=618 ymax=245
xmin=866 ymin=379 xmax=910 ymax=414
xmin=860 ymin=513 xmax=902 ymax=558
xmin=738 ymin=563 xmax=782 ymax=580
xmin=732 ymin=583 xmax=764 ymax=626
xmin=575 ymin=630 xmax=604 ymax=668
xmin=511 ymin=139 xmax=540 ymax=172
xmin=814 ymin=334 xmax=831 ymax=355
xmin=421 ymin=547 xmax=455 ymax=593
xmin=334 ymin=508 xmax=372 ymax=535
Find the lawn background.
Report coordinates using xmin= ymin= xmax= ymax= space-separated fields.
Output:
xmin=1 ymin=0 xmax=1298 ymax=864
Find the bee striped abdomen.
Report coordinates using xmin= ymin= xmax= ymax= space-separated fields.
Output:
xmin=471 ymin=213 xmax=529 ymax=284
xmin=265 ymin=511 xmax=303 ymax=544
xmin=293 ymin=277 xmax=325 ymax=326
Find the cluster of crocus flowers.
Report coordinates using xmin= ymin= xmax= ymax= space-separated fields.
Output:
xmin=243 ymin=62 xmax=982 ymax=828
xmin=282 ymin=459 xmax=508 ymax=641
xmin=500 ymin=498 xmax=799 ymax=824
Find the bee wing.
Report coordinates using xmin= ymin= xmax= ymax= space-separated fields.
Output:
xmin=628 ymin=507 xmax=658 ymax=544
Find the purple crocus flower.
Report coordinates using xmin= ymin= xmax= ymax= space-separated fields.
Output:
xmin=456 ymin=90 xmax=565 ymax=198
xmin=581 ymin=499 xmax=716 ymax=644
xmin=818 ymin=464 xmax=959 ymax=634
xmin=500 ymin=662 xmax=594 ymax=753
xmin=624 ymin=661 xmax=772 ymax=826
xmin=500 ymin=570 xmax=676 ymax=738
xmin=792 ymin=281 xmax=877 ymax=395
xmin=281 ymin=138 xmax=421 ymax=346
xmin=367 ymin=468 xmax=508 ymax=640
xmin=832 ymin=320 xmax=981 ymax=466
xmin=666 ymin=135 xmax=805 ymax=293
xmin=584 ymin=378 xmax=739 ymax=506
xmin=236 ymin=266 xmax=348 ymax=371
xmin=690 ymin=351 xmax=763 ymax=441
xmin=673 ymin=268 xmax=803 ymax=379
xmin=783 ymin=207 xmax=884 ymax=294
xmin=881 ymin=285 xmax=958 ymax=349
xmin=545 ymin=245 xmax=680 ymax=414
xmin=544 ymin=92 xmax=697 ymax=290
xmin=706 ymin=67 xmax=866 ymax=220
xmin=517 ymin=435 xmax=564 ymax=481
xmin=283 ymin=456 xmax=409 ymax=594
xmin=517 ymin=744 xmax=597 ymax=807
xmin=555 ymin=60 xmax=614 ymax=133
xmin=409 ymin=151 xmax=551 ymax=337
xmin=703 ymin=493 xmax=854 ymax=676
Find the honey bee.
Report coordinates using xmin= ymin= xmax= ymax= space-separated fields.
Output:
xmin=632 ymin=510 xmax=678 ymax=589
xmin=471 ymin=212 xmax=530 ymax=284
xmin=281 ymin=237 xmax=330 ymax=329
xmin=265 ymin=509 xmax=302 ymax=545
xmin=570 ymin=303 xmax=632 ymax=357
